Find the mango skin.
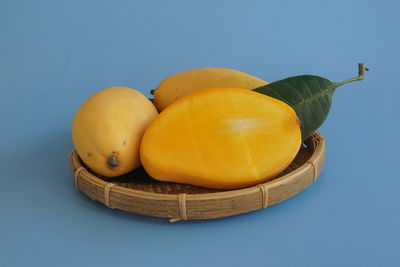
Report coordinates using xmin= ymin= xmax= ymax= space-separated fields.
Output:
xmin=141 ymin=87 xmax=301 ymax=189
xmin=72 ymin=87 xmax=158 ymax=177
xmin=153 ymin=67 xmax=268 ymax=111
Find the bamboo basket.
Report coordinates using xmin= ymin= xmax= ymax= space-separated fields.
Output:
xmin=69 ymin=131 xmax=326 ymax=222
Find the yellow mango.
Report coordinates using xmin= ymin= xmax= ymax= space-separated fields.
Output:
xmin=141 ymin=88 xmax=301 ymax=189
xmin=72 ymin=87 xmax=158 ymax=177
xmin=153 ymin=67 xmax=268 ymax=111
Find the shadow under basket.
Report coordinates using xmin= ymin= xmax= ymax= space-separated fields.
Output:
xmin=69 ymin=131 xmax=326 ymax=222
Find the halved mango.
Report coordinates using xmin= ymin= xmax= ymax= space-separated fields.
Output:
xmin=141 ymin=88 xmax=301 ymax=189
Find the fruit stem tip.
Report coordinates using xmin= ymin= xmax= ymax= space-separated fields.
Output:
xmin=108 ymin=155 xmax=119 ymax=168
xmin=358 ymin=63 xmax=369 ymax=80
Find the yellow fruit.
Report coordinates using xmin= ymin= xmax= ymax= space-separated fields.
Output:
xmin=72 ymin=87 xmax=158 ymax=177
xmin=141 ymin=88 xmax=301 ymax=189
xmin=153 ymin=67 xmax=268 ymax=111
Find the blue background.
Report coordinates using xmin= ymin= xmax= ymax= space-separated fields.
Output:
xmin=1 ymin=0 xmax=399 ymax=266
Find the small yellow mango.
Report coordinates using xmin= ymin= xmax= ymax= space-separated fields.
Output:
xmin=72 ymin=87 xmax=158 ymax=177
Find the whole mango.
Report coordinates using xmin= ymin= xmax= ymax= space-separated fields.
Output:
xmin=153 ymin=67 xmax=268 ymax=111
xmin=72 ymin=87 xmax=158 ymax=177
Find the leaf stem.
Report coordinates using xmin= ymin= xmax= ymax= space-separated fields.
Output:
xmin=335 ymin=63 xmax=369 ymax=87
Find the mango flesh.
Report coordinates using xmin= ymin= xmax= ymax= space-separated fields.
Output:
xmin=141 ymin=88 xmax=301 ymax=189
xmin=72 ymin=87 xmax=158 ymax=177
xmin=153 ymin=67 xmax=268 ymax=111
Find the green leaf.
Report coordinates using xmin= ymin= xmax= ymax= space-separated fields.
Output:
xmin=254 ymin=75 xmax=334 ymax=140
xmin=253 ymin=64 xmax=368 ymax=141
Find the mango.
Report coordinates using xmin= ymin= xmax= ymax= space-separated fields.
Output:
xmin=72 ymin=87 xmax=158 ymax=177
xmin=153 ymin=67 xmax=268 ymax=111
xmin=141 ymin=88 xmax=301 ymax=189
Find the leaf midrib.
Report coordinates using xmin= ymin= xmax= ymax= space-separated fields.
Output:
xmin=293 ymin=78 xmax=337 ymax=108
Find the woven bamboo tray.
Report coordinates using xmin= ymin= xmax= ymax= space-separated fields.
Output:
xmin=69 ymin=131 xmax=325 ymax=222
